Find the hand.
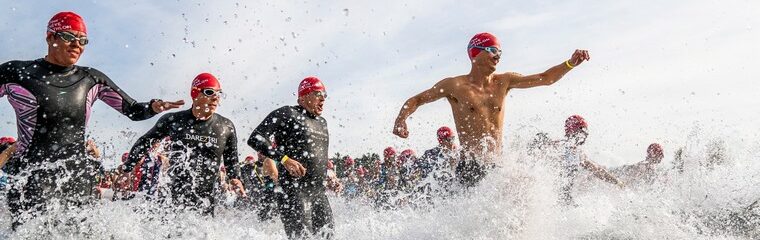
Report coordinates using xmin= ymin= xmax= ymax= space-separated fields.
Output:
xmin=568 ymin=49 xmax=591 ymax=67
xmin=151 ymin=99 xmax=185 ymax=113
xmin=86 ymin=139 xmax=101 ymax=159
xmin=393 ymin=120 xmax=409 ymax=138
xmin=230 ymin=179 xmax=247 ymax=197
xmin=283 ymin=158 xmax=307 ymax=178
xmin=327 ymin=177 xmax=343 ymax=193
xmin=263 ymin=159 xmax=279 ymax=180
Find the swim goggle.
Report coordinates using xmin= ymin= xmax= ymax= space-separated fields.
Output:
xmin=468 ymin=45 xmax=502 ymax=57
xmin=200 ymin=88 xmax=226 ymax=98
xmin=55 ymin=31 xmax=89 ymax=46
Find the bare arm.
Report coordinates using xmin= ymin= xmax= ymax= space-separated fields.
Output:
xmin=508 ymin=49 xmax=590 ymax=89
xmin=0 ymin=144 xmax=16 ymax=168
xmin=86 ymin=139 xmax=101 ymax=159
xmin=581 ymin=159 xmax=624 ymax=187
xmin=393 ymin=79 xmax=450 ymax=138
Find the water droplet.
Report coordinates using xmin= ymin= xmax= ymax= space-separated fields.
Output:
xmin=342 ymin=8 xmax=349 ymax=16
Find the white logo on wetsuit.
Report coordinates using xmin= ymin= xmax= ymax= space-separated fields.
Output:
xmin=183 ymin=134 xmax=218 ymax=145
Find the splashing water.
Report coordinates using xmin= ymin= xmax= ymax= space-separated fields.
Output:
xmin=1 ymin=132 xmax=759 ymax=239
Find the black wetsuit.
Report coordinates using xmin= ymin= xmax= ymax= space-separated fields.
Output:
xmin=0 ymin=59 xmax=158 ymax=229
xmin=123 ymin=109 xmax=239 ymax=214
xmin=455 ymin=152 xmax=494 ymax=187
xmin=240 ymin=161 xmax=277 ymax=221
xmin=248 ymin=105 xmax=333 ymax=239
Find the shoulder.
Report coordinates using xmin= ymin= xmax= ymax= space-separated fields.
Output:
xmin=157 ymin=110 xmax=184 ymax=123
xmin=1 ymin=60 xmax=34 ymax=71
xmin=435 ymin=75 xmax=466 ymax=88
xmin=494 ymin=72 xmax=522 ymax=83
xmin=214 ymin=113 xmax=236 ymax=127
xmin=271 ymin=105 xmax=296 ymax=116
xmin=78 ymin=66 xmax=110 ymax=81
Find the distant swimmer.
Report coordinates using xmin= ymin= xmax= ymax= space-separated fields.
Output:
xmin=393 ymin=32 xmax=590 ymax=186
xmin=613 ymin=143 xmax=665 ymax=185
xmin=559 ymin=115 xmax=624 ymax=205
xmin=419 ymin=126 xmax=459 ymax=180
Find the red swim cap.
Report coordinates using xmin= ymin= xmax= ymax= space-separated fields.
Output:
xmin=400 ymin=149 xmax=415 ymax=157
xmin=190 ymin=72 xmax=221 ymax=99
xmin=467 ymin=32 xmax=500 ymax=59
xmin=647 ymin=143 xmax=664 ymax=159
xmin=356 ymin=166 xmax=367 ymax=177
xmin=383 ymin=147 xmax=396 ymax=158
xmin=245 ymin=155 xmax=256 ymax=163
xmin=48 ymin=12 xmax=86 ymax=34
xmin=564 ymin=115 xmax=588 ymax=136
xmin=344 ymin=156 xmax=355 ymax=166
xmin=0 ymin=136 xmax=16 ymax=145
xmin=121 ymin=152 xmax=129 ymax=163
xmin=437 ymin=126 xmax=454 ymax=141
xmin=298 ymin=76 xmax=326 ymax=97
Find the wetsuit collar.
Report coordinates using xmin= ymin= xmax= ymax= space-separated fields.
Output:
xmin=188 ymin=107 xmax=215 ymax=121
xmin=294 ymin=105 xmax=318 ymax=118
xmin=37 ymin=58 xmax=76 ymax=73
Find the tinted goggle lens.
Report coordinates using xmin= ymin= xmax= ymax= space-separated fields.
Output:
xmin=201 ymin=88 xmax=225 ymax=98
xmin=56 ymin=32 xmax=89 ymax=46
xmin=312 ymin=91 xmax=327 ymax=99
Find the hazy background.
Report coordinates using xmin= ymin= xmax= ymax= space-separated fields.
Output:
xmin=0 ymin=0 xmax=758 ymax=169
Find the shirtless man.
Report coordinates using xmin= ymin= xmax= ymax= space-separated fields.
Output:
xmin=393 ymin=32 xmax=590 ymax=186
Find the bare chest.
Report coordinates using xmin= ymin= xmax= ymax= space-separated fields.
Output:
xmin=447 ymin=87 xmax=506 ymax=114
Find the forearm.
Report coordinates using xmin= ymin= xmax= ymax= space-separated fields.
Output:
xmin=593 ymin=168 xmax=621 ymax=185
xmin=395 ymin=98 xmax=419 ymax=122
xmin=248 ymin=132 xmax=286 ymax=161
xmin=0 ymin=144 xmax=16 ymax=168
xmin=540 ymin=61 xmax=574 ymax=85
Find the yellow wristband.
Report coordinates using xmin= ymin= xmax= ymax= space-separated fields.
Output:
xmin=565 ymin=60 xmax=575 ymax=69
xmin=281 ymin=155 xmax=290 ymax=164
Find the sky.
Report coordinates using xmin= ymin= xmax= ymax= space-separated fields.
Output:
xmin=0 ymin=0 xmax=758 ymax=168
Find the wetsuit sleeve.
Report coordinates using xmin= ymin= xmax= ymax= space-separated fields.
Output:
xmin=223 ymin=121 xmax=240 ymax=180
xmin=247 ymin=108 xmax=286 ymax=162
xmin=123 ymin=114 xmax=171 ymax=172
xmin=0 ymin=62 xmax=13 ymax=97
xmin=89 ymin=68 xmax=158 ymax=121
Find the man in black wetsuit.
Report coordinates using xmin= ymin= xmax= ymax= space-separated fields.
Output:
xmin=419 ymin=126 xmax=459 ymax=179
xmin=122 ymin=72 xmax=243 ymax=215
xmin=240 ymin=153 xmax=278 ymax=221
xmin=0 ymin=12 xmax=184 ymax=230
xmin=248 ymin=76 xmax=334 ymax=239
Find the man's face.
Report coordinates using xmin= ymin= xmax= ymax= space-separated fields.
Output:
xmin=440 ymin=136 xmax=456 ymax=150
xmin=472 ymin=46 xmax=501 ymax=72
xmin=299 ymin=91 xmax=326 ymax=116
xmin=192 ymin=88 xmax=222 ymax=114
xmin=646 ymin=154 xmax=663 ymax=164
xmin=569 ymin=130 xmax=588 ymax=146
xmin=46 ymin=30 xmax=86 ymax=66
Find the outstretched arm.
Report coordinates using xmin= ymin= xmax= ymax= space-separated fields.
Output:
xmin=121 ymin=115 xmax=171 ymax=173
xmin=581 ymin=159 xmax=625 ymax=187
xmin=91 ymin=68 xmax=184 ymax=120
xmin=393 ymin=79 xmax=450 ymax=138
xmin=508 ymin=49 xmax=590 ymax=89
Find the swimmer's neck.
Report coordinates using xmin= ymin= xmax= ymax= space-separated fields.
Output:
xmin=191 ymin=104 xmax=215 ymax=121
xmin=468 ymin=66 xmax=495 ymax=85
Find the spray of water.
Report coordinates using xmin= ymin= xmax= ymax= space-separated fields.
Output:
xmin=1 ymin=129 xmax=758 ymax=239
